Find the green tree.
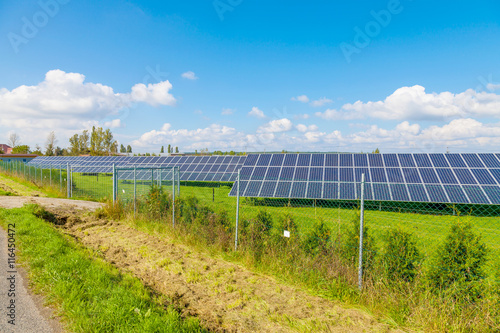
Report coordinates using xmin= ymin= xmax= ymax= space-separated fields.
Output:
xmin=79 ymin=130 xmax=90 ymax=154
xmin=120 ymin=144 xmax=126 ymax=153
xmin=55 ymin=146 xmax=64 ymax=156
xmin=167 ymin=144 xmax=171 ymax=154
xmin=382 ymin=228 xmax=420 ymax=282
xmin=69 ymin=134 xmax=80 ymax=155
xmin=32 ymin=144 xmax=43 ymax=156
xmin=175 ymin=146 xmax=179 ymax=153
xmin=160 ymin=146 xmax=164 ymax=154
xmin=126 ymin=145 xmax=132 ymax=154
xmin=373 ymin=148 xmax=380 ymax=154
xmin=12 ymin=145 xmax=30 ymax=154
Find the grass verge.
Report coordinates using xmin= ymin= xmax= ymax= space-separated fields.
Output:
xmin=0 ymin=205 xmax=208 ymax=333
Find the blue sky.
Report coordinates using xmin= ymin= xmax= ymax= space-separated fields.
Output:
xmin=1 ymin=0 xmax=500 ymax=153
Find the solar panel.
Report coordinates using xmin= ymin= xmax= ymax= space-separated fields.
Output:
xmin=228 ymin=153 xmax=500 ymax=205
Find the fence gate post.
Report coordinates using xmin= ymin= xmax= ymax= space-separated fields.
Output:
xmin=66 ymin=163 xmax=70 ymax=198
xmin=172 ymin=167 xmax=175 ymax=228
xmin=133 ymin=166 xmax=137 ymax=217
xmin=358 ymin=173 xmax=366 ymax=291
xmin=235 ymin=169 xmax=241 ymax=251
xmin=112 ymin=164 xmax=116 ymax=203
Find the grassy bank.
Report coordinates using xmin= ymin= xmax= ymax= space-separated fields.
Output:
xmin=106 ymin=187 xmax=500 ymax=332
xmin=0 ymin=205 xmax=207 ymax=333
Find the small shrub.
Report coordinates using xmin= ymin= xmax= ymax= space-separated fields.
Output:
xmin=144 ymin=185 xmax=171 ymax=218
xmin=427 ymin=222 xmax=488 ymax=299
xmin=381 ymin=228 xmax=420 ymax=282
xmin=254 ymin=210 xmax=273 ymax=234
xmin=302 ymin=218 xmax=331 ymax=256
xmin=102 ymin=200 xmax=125 ymax=220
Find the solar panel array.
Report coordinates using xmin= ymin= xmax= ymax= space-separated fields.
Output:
xmin=228 ymin=153 xmax=500 ymax=205
xmin=28 ymin=156 xmax=246 ymax=182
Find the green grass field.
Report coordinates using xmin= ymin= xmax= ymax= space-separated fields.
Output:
xmin=72 ymin=173 xmax=500 ymax=277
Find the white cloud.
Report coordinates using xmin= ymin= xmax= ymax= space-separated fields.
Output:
xmin=104 ymin=119 xmax=123 ymax=128
xmin=294 ymin=114 xmax=310 ymax=119
xmin=315 ymin=85 xmax=500 ymax=121
xmin=291 ymin=95 xmax=309 ymax=103
xmin=310 ymin=97 xmax=333 ymax=107
xmin=248 ymin=106 xmax=266 ymax=118
xmin=0 ymin=69 xmax=176 ymax=145
xmin=487 ymin=83 xmax=500 ymax=91
xmin=296 ymin=124 xmax=319 ymax=132
xmin=257 ymin=118 xmax=293 ymax=133
xmin=181 ymin=71 xmax=198 ymax=80
xmin=221 ymin=108 xmax=235 ymax=115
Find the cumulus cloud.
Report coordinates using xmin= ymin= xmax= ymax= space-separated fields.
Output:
xmin=315 ymin=85 xmax=500 ymax=121
xmin=257 ymin=118 xmax=293 ymax=133
xmin=221 ymin=108 xmax=235 ymax=115
xmin=487 ymin=83 xmax=500 ymax=91
xmin=248 ymin=107 xmax=266 ymax=118
xmin=296 ymin=124 xmax=319 ymax=132
xmin=310 ymin=97 xmax=333 ymax=107
xmin=291 ymin=95 xmax=309 ymax=103
xmin=0 ymin=69 xmax=176 ymax=146
xmin=181 ymin=71 xmax=198 ymax=80
xmin=104 ymin=119 xmax=123 ymax=128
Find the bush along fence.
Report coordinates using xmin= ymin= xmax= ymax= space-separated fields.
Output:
xmin=1 ymin=161 xmax=499 ymax=330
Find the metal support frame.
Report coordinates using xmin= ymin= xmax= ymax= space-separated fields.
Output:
xmin=235 ymin=169 xmax=241 ymax=251
xmin=358 ymin=173 xmax=365 ymax=291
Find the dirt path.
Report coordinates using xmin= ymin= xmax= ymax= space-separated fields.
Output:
xmin=46 ymin=208 xmax=400 ymax=333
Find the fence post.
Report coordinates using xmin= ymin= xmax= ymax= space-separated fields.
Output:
xmin=235 ymin=169 xmax=241 ymax=251
xmin=358 ymin=173 xmax=365 ymax=291
xmin=172 ymin=167 xmax=175 ymax=228
xmin=134 ymin=166 xmax=137 ymax=217
xmin=50 ymin=167 xmax=52 ymax=187
xmin=112 ymin=164 xmax=116 ymax=203
xmin=177 ymin=167 xmax=180 ymax=196
xmin=66 ymin=163 xmax=70 ymax=198
xmin=70 ymin=166 xmax=73 ymax=198
xmin=60 ymin=166 xmax=62 ymax=191
xmin=40 ymin=166 xmax=43 ymax=185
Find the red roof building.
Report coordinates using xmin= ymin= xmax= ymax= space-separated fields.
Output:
xmin=0 ymin=144 xmax=12 ymax=154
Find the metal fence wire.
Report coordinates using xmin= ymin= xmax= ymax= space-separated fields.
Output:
xmin=1 ymin=160 xmax=499 ymax=295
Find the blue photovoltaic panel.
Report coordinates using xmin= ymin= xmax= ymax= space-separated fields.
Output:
xmin=398 ymin=154 xmax=416 ymax=167
xmin=463 ymin=186 xmax=489 ymax=204
xmin=280 ymin=167 xmax=294 ymax=180
xmin=251 ymin=167 xmax=267 ymax=180
xmin=297 ymin=154 xmax=311 ymax=166
xmin=402 ymin=168 xmax=422 ymax=183
xmin=471 ymin=169 xmax=496 ymax=185
xmin=307 ymin=182 xmax=322 ymax=199
xmin=256 ymin=154 xmax=272 ymax=166
xmin=294 ymin=168 xmax=309 ymax=181
xmin=283 ymin=154 xmax=298 ymax=166
xmin=270 ymin=154 xmax=284 ymax=166
xmin=390 ymin=184 xmax=409 ymax=201
xmin=260 ymin=181 xmax=277 ymax=197
xmin=445 ymin=154 xmax=467 ymax=168
xmin=453 ymin=169 xmax=477 ymax=185
xmin=373 ymin=183 xmax=391 ymax=201
xmin=324 ymin=168 xmax=338 ymax=181
xmin=290 ymin=182 xmax=307 ymax=198
xmin=244 ymin=154 xmax=258 ymax=166
xmin=383 ymin=154 xmax=399 ymax=167
xmin=479 ymin=154 xmax=500 ymax=168
xmin=244 ymin=181 xmax=262 ymax=197
xmin=311 ymin=154 xmax=325 ymax=166
xmin=265 ymin=167 xmax=281 ymax=180
xmin=325 ymin=154 xmax=338 ymax=166
xmin=483 ymin=186 xmax=500 ymax=204
xmin=436 ymin=169 xmax=458 ymax=184
xmin=444 ymin=185 xmax=468 ymax=203
xmin=275 ymin=182 xmax=292 ymax=197
xmin=354 ymin=168 xmax=370 ymax=182
xmin=368 ymin=154 xmax=383 ymax=167
xmin=429 ymin=154 xmax=449 ymax=167
xmin=339 ymin=183 xmax=355 ymax=199
xmin=323 ymin=183 xmax=338 ymax=199
xmin=354 ymin=154 xmax=368 ymax=167
xmin=386 ymin=168 xmax=404 ymax=183
xmin=371 ymin=168 xmax=387 ymax=182
xmin=462 ymin=154 xmax=484 ymax=168
xmin=339 ymin=168 xmax=354 ymax=182
xmin=419 ymin=168 xmax=440 ymax=184
xmin=309 ymin=168 xmax=323 ymax=181
xmin=339 ymin=154 xmax=353 ymax=167
xmin=408 ymin=184 xmax=429 ymax=202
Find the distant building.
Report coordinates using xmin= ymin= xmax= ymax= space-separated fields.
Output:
xmin=0 ymin=144 xmax=12 ymax=154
